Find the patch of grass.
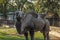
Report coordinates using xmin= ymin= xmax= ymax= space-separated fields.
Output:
xmin=0 ymin=28 xmax=44 ymax=40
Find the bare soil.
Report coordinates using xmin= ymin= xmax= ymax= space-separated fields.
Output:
xmin=49 ymin=26 xmax=60 ymax=40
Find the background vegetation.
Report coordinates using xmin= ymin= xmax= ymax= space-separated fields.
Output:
xmin=0 ymin=0 xmax=60 ymax=19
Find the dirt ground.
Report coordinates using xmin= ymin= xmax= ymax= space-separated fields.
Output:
xmin=49 ymin=26 xmax=60 ymax=40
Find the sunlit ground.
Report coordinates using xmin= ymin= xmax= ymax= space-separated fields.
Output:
xmin=0 ymin=28 xmax=44 ymax=40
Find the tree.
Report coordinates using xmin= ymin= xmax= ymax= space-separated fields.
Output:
xmin=23 ymin=1 xmax=34 ymax=12
xmin=0 ymin=0 xmax=17 ymax=19
xmin=0 ymin=0 xmax=3 ymax=3
xmin=8 ymin=0 xmax=17 ymax=12
xmin=42 ymin=0 xmax=60 ymax=13
xmin=15 ymin=0 xmax=27 ymax=11
xmin=1 ymin=0 xmax=9 ymax=19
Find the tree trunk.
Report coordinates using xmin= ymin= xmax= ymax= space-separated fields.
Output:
xmin=3 ymin=0 xmax=8 ymax=20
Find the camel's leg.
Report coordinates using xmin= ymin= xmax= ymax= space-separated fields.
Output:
xmin=24 ymin=32 xmax=28 ymax=40
xmin=43 ymin=24 xmax=50 ymax=40
xmin=43 ymin=31 xmax=47 ymax=40
xmin=29 ymin=26 xmax=34 ymax=40
xmin=43 ymin=29 xmax=50 ymax=40
xmin=47 ymin=31 xmax=49 ymax=40
xmin=29 ymin=30 xmax=34 ymax=40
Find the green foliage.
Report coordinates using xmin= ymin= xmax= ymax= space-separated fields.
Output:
xmin=43 ymin=0 xmax=60 ymax=13
xmin=0 ymin=0 xmax=3 ymax=3
xmin=0 ymin=0 xmax=60 ymax=18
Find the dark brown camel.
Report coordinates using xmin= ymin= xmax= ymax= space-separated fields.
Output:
xmin=21 ymin=11 xmax=50 ymax=40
